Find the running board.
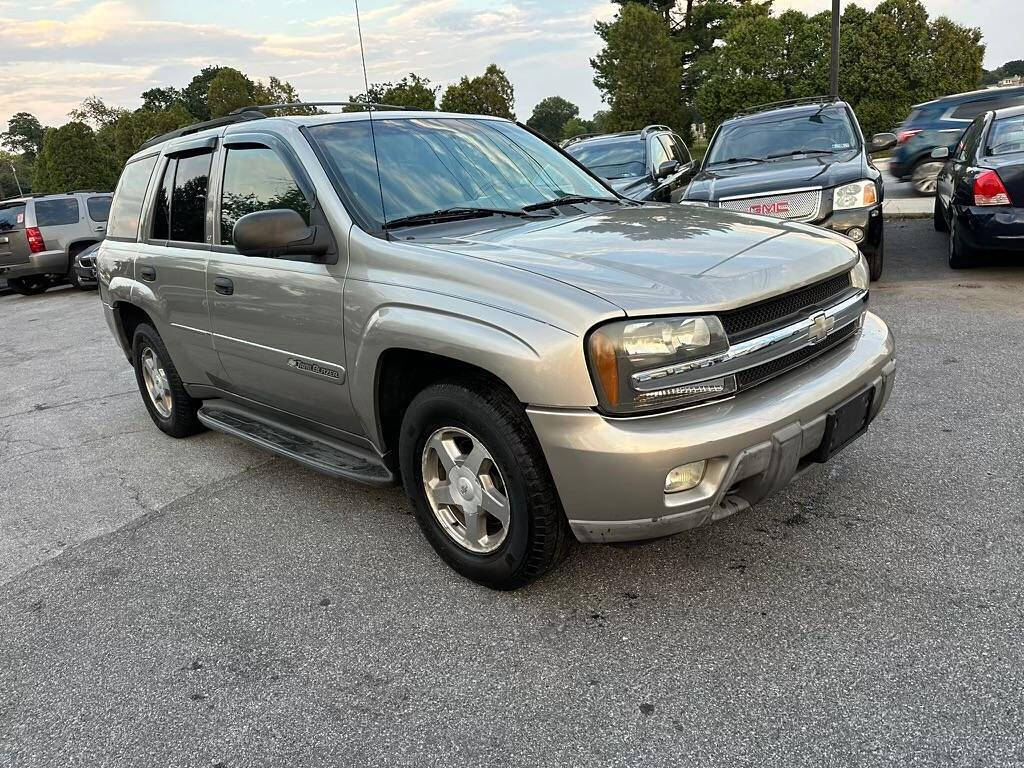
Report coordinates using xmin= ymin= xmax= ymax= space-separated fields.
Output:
xmin=197 ymin=401 xmax=395 ymax=487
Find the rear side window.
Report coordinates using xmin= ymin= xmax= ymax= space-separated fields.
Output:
xmin=108 ymin=155 xmax=158 ymax=240
xmin=151 ymin=152 xmax=212 ymax=244
xmin=987 ymin=115 xmax=1024 ymax=156
xmin=219 ymin=146 xmax=310 ymax=246
xmin=0 ymin=204 xmax=25 ymax=232
xmin=87 ymin=196 xmax=111 ymax=222
xmin=35 ymin=198 xmax=80 ymax=226
xmin=650 ymin=136 xmax=671 ymax=169
xmin=951 ymin=99 xmax=997 ymax=120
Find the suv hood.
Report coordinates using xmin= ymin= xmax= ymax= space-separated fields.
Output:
xmin=685 ymin=151 xmax=864 ymax=202
xmin=415 ymin=204 xmax=858 ymax=316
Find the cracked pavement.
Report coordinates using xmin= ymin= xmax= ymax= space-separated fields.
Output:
xmin=1 ymin=221 xmax=1023 ymax=767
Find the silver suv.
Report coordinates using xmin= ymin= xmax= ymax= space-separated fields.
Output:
xmin=96 ymin=106 xmax=896 ymax=589
xmin=0 ymin=191 xmax=111 ymax=294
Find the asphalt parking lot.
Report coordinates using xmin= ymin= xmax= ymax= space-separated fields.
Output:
xmin=2 ymin=219 xmax=1023 ymax=767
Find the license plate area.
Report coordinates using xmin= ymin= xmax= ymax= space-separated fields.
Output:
xmin=813 ymin=387 xmax=875 ymax=462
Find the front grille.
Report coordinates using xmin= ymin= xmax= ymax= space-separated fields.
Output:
xmin=735 ymin=321 xmax=858 ymax=391
xmin=719 ymin=188 xmax=822 ymax=220
xmin=719 ymin=272 xmax=852 ymax=342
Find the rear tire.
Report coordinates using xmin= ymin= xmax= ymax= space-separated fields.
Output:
xmin=68 ymin=266 xmax=89 ymax=290
xmin=7 ymin=276 xmax=50 ymax=295
xmin=131 ymin=323 xmax=204 ymax=438
xmin=933 ymin=196 xmax=948 ymax=232
xmin=948 ymin=215 xmax=971 ymax=269
xmin=398 ymin=378 xmax=571 ymax=590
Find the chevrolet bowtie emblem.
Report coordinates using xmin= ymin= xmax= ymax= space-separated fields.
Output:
xmin=808 ymin=312 xmax=835 ymax=345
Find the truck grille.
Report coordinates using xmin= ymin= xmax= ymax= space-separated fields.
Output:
xmin=719 ymin=188 xmax=821 ymax=221
xmin=735 ymin=321 xmax=858 ymax=392
xmin=719 ymin=272 xmax=853 ymax=342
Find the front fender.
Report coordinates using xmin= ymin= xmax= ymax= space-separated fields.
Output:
xmin=348 ymin=295 xmax=598 ymax=447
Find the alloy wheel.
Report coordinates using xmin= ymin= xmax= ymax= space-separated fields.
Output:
xmin=420 ymin=426 xmax=511 ymax=554
xmin=140 ymin=347 xmax=173 ymax=418
xmin=912 ymin=162 xmax=943 ymax=195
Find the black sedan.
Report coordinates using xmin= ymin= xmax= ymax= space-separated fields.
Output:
xmin=934 ymin=105 xmax=1024 ymax=268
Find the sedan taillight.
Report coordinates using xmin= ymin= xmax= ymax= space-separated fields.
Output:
xmin=897 ymin=130 xmax=921 ymax=144
xmin=973 ymin=170 xmax=1012 ymax=206
xmin=25 ymin=226 xmax=45 ymax=253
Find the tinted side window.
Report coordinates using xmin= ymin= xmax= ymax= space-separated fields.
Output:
xmin=151 ymin=159 xmax=173 ymax=240
xmin=951 ymin=99 xmax=996 ymax=120
xmin=87 ymin=196 xmax=111 ymax=222
xmin=956 ymin=118 xmax=985 ymax=162
xmin=108 ymin=156 xmax=158 ymax=240
xmin=35 ymin=198 xmax=80 ymax=226
xmin=220 ymin=146 xmax=310 ymax=246
xmin=171 ymin=152 xmax=212 ymax=243
xmin=650 ymin=137 xmax=670 ymax=170
xmin=670 ymin=135 xmax=691 ymax=164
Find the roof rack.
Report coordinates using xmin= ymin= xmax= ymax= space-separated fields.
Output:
xmin=734 ymin=96 xmax=839 ymax=118
xmin=66 ymin=189 xmax=109 ymax=195
xmin=561 ymin=132 xmax=604 ymax=147
xmin=237 ymin=101 xmax=419 ymax=114
xmin=640 ymin=124 xmax=672 ymax=137
xmin=139 ymin=110 xmax=267 ymax=151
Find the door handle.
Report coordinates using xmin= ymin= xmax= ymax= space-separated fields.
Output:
xmin=214 ymin=276 xmax=234 ymax=295
xmin=139 ymin=265 xmax=156 ymax=281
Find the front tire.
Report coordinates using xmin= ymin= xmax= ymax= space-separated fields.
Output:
xmin=911 ymin=160 xmax=943 ymax=196
xmin=131 ymin=323 xmax=204 ymax=438
xmin=398 ymin=379 xmax=571 ymax=590
xmin=863 ymin=231 xmax=884 ymax=282
xmin=7 ymin=276 xmax=50 ymax=295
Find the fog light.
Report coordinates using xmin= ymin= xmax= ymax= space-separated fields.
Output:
xmin=846 ymin=226 xmax=865 ymax=243
xmin=665 ymin=460 xmax=706 ymax=493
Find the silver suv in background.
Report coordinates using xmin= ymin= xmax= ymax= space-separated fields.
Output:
xmin=97 ymin=105 xmax=895 ymax=589
xmin=0 ymin=191 xmax=111 ymax=294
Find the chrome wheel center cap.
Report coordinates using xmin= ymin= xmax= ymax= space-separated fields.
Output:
xmin=457 ymin=477 xmax=474 ymax=499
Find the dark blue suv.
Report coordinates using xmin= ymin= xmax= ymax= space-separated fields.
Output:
xmin=891 ymin=86 xmax=1024 ymax=195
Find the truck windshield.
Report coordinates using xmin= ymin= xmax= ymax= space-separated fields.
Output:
xmin=707 ymin=107 xmax=859 ymax=165
xmin=308 ymin=117 xmax=616 ymax=230
xmin=566 ymin=139 xmax=646 ymax=179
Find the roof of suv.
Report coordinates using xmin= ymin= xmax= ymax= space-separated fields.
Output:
xmin=562 ymin=125 xmax=673 ymax=149
xmin=912 ymin=85 xmax=1024 ymax=109
xmin=720 ymin=99 xmax=850 ymax=127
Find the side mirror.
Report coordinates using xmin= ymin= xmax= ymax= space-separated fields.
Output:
xmin=930 ymin=146 xmax=950 ymax=160
xmin=656 ymin=160 xmax=679 ymax=179
xmin=233 ymin=209 xmax=327 ymax=258
xmin=870 ymin=132 xmax=898 ymax=153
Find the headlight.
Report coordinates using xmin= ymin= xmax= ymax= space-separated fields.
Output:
xmin=850 ymin=254 xmax=870 ymax=291
xmin=832 ymin=179 xmax=878 ymax=210
xmin=587 ymin=315 xmax=732 ymax=414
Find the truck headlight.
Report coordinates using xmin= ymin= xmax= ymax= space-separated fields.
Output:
xmin=832 ymin=180 xmax=878 ymax=210
xmin=587 ymin=316 xmax=732 ymax=414
xmin=850 ymin=254 xmax=870 ymax=291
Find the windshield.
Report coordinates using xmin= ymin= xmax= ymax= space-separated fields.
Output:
xmin=567 ymin=139 xmax=646 ymax=179
xmin=707 ymin=107 xmax=859 ymax=165
xmin=308 ymin=117 xmax=615 ymax=230
xmin=987 ymin=115 xmax=1024 ymax=156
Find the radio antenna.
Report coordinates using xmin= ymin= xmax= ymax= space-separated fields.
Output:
xmin=354 ymin=0 xmax=370 ymax=94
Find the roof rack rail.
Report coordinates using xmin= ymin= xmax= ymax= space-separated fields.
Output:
xmin=735 ymin=96 xmax=839 ymax=118
xmin=640 ymin=124 xmax=672 ymax=137
xmin=139 ymin=109 xmax=267 ymax=152
xmin=237 ymin=101 xmax=420 ymax=114
xmin=561 ymin=132 xmax=604 ymax=147
xmin=66 ymin=189 xmax=108 ymax=194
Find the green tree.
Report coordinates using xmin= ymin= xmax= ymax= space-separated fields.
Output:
xmin=526 ymin=96 xmax=580 ymax=141
xmin=592 ymin=3 xmax=686 ymax=133
xmin=141 ymin=86 xmax=184 ymax=112
xmin=207 ymin=68 xmax=256 ymax=118
xmin=0 ymin=151 xmax=34 ymax=196
xmin=1 ymin=113 xmax=46 ymax=159
xmin=181 ymin=66 xmax=234 ymax=121
xmin=439 ymin=64 xmax=516 ymax=119
xmin=109 ymin=104 xmax=194 ymax=167
xmin=928 ymin=17 xmax=985 ymax=97
xmin=561 ymin=117 xmax=593 ymax=141
xmin=347 ymin=73 xmax=439 ymax=111
xmin=32 ymin=122 xmax=116 ymax=193
xmin=983 ymin=59 xmax=1024 ymax=85
xmin=68 ymin=95 xmax=128 ymax=129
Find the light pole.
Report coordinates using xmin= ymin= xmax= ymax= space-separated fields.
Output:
xmin=9 ymin=162 xmax=24 ymax=196
xmin=830 ymin=0 xmax=841 ymax=99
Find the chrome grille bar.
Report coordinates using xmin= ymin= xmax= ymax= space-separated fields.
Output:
xmin=631 ymin=290 xmax=867 ymax=393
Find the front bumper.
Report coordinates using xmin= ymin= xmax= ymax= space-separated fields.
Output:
xmin=0 ymin=248 xmax=67 ymax=280
xmin=816 ymin=204 xmax=884 ymax=252
xmin=528 ymin=311 xmax=895 ymax=543
xmin=954 ymin=205 xmax=1024 ymax=252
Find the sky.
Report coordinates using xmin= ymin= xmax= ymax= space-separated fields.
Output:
xmin=0 ymin=0 xmax=1018 ymax=134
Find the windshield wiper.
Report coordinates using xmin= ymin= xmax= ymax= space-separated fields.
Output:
xmin=522 ymin=195 xmax=618 ymax=211
xmin=709 ymin=156 xmax=764 ymax=166
xmin=383 ymin=207 xmax=540 ymax=230
xmin=764 ymin=148 xmax=833 ymax=159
